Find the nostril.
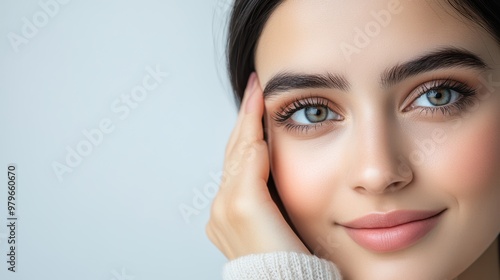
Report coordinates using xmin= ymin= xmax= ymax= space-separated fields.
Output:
xmin=387 ymin=182 xmax=402 ymax=192
xmin=347 ymin=153 xmax=414 ymax=195
xmin=351 ymin=172 xmax=412 ymax=195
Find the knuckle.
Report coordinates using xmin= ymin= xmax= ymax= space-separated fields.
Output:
xmin=210 ymin=191 xmax=254 ymax=223
xmin=226 ymin=194 xmax=255 ymax=221
xmin=237 ymin=139 xmax=266 ymax=160
xmin=224 ymin=138 xmax=266 ymax=166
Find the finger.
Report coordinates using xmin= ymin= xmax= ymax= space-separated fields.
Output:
xmin=240 ymin=74 xmax=264 ymax=141
xmin=226 ymin=72 xmax=259 ymax=155
xmin=225 ymin=76 xmax=265 ymax=165
xmin=225 ymin=81 xmax=269 ymax=189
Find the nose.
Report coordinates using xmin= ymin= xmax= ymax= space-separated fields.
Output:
xmin=345 ymin=114 xmax=413 ymax=195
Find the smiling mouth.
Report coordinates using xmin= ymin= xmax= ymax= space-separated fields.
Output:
xmin=339 ymin=209 xmax=446 ymax=252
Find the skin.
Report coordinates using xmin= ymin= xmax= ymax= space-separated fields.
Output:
xmin=208 ymin=0 xmax=500 ymax=279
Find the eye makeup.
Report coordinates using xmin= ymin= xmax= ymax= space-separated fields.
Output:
xmin=271 ymin=95 xmax=343 ymax=134
xmin=271 ymin=78 xmax=479 ymax=135
xmin=403 ymin=78 xmax=478 ymax=117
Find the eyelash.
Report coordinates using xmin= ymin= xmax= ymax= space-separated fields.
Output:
xmin=272 ymin=96 xmax=338 ymax=133
xmin=272 ymin=79 xmax=478 ymax=133
xmin=406 ymin=79 xmax=477 ymax=116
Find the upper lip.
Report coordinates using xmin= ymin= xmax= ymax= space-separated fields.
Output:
xmin=339 ymin=209 xmax=446 ymax=229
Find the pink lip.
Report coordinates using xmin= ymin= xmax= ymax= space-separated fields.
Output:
xmin=340 ymin=209 xmax=445 ymax=252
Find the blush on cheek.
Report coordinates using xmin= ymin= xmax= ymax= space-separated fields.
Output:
xmin=270 ymin=140 xmax=340 ymax=219
xmin=436 ymin=116 xmax=500 ymax=198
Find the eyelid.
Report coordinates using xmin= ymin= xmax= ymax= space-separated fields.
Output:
xmin=271 ymin=95 xmax=344 ymax=134
xmin=271 ymin=78 xmax=477 ymax=135
xmin=273 ymin=95 xmax=343 ymax=122
xmin=402 ymin=78 xmax=475 ymax=111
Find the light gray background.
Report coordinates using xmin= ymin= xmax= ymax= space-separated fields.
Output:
xmin=0 ymin=0 xmax=235 ymax=279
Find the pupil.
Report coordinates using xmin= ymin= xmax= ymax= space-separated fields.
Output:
xmin=305 ymin=106 xmax=327 ymax=123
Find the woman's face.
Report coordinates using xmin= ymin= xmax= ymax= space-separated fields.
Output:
xmin=255 ymin=0 xmax=500 ymax=279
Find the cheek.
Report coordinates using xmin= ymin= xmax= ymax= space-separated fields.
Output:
xmin=437 ymin=113 xmax=500 ymax=199
xmin=269 ymin=137 xmax=341 ymax=221
xmin=421 ymin=103 xmax=500 ymax=234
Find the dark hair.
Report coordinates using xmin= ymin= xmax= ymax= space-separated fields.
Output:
xmin=227 ymin=0 xmax=500 ymax=106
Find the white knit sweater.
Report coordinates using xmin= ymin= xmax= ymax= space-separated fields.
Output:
xmin=223 ymin=252 xmax=342 ymax=279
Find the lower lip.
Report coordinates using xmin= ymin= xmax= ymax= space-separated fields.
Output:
xmin=343 ymin=213 xmax=442 ymax=252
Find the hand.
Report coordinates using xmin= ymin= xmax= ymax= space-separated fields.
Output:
xmin=206 ymin=72 xmax=309 ymax=260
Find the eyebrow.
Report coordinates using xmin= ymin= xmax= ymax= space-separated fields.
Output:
xmin=381 ymin=47 xmax=488 ymax=87
xmin=263 ymin=72 xmax=349 ymax=98
xmin=263 ymin=47 xmax=488 ymax=99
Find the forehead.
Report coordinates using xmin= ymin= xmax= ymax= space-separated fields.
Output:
xmin=255 ymin=0 xmax=493 ymax=85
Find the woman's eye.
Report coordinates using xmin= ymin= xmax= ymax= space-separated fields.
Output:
xmin=290 ymin=106 xmax=341 ymax=124
xmin=412 ymin=88 xmax=461 ymax=107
